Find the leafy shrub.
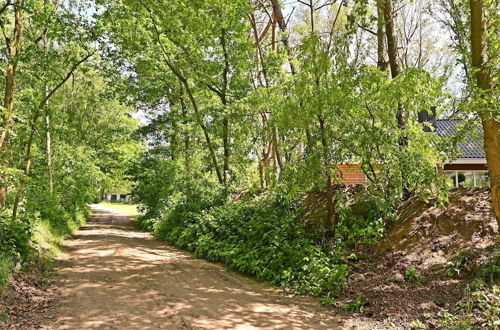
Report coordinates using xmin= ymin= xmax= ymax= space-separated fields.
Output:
xmin=408 ymin=319 xmax=427 ymax=329
xmin=341 ymin=295 xmax=367 ymax=313
xmin=335 ymin=186 xmax=397 ymax=245
xmin=405 ymin=266 xmax=419 ymax=283
xmin=320 ymin=293 xmax=335 ymax=306
xmin=438 ymin=280 xmax=500 ymax=328
xmin=444 ymin=246 xmax=499 ymax=284
xmin=0 ymin=211 xmax=37 ymax=290
xmin=0 ymin=255 xmax=12 ymax=289
xmin=478 ymin=247 xmax=499 ymax=283
xmin=445 ymin=253 xmax=473 ymax=277
xmin=460 ymin=280 xmax=499 ymax=328
xmin=0 ymin=201 xmax=89 ymax=289
xmin=0 ymin=212 xmax=36 ymax=265
xmin=139 ymin=193 xmax=349 ymax=296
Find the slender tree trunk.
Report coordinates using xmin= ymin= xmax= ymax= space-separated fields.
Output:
xmin=0 ymin=0 xmax=24 ymax=207
xmin=258 ymin=113 xmax=273 ymax=188
xmin=269 ymin=0 xmax=296 ymax=74
xmin=272 ymin=126 xmax=283 ymax=172
xmin=222 ymin=116 xmax=229 ymax=184
xmin=249 ymin=13 xmax=269 ymax=85
xmin=262 ymin=143 xmax=272 ymax=187
xmin=220 ymin=29 xmax=230 ymax=185
xmin=304 ymin=2 xmax=336 ymax=231
xmin=181 ymin=77 xmax=224 ymax=184
xmin=383 ymin=0 xmax=409 ymax=198
xmin=271 ymin=13 xmax=277 ymax=50
xmin=179 ymin=84 xmax=191 ymax=175
xmin=12 ymin=111 xmax=41 ymax=219
xmin=46 ymin=113 xmax=53 ymax=196
xmin=309 ymin=0 xmax=315 ymax=33
xmin=170 ymin=111 xmax=178 ymax=161
xmin=250 ymin=16 xmax=277 ymax=186
xmin=258 ymin=161 xmax=265 ymax=189
xmin=376 ymin=0 xmax=389 ymax=71
xmin=383 ymin=0 xmax=400 ymax=78
xmin=470 ymin=0 xmax=500 ymax=225
xmin=318 ymin=115 xmax=336 ymax=232
xmin=383 ymin=0 xmax=405 ymax=132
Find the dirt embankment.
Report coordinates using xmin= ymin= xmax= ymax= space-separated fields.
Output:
xmin=344 ymin=187 xmax=498 ymax=324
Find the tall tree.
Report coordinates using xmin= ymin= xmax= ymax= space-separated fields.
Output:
xmin=0 ymin=0 xmax=24 ymax=206
xmin=376 ymin=0 xmax=388 ymax=71
xmin=383 ymin=0 xmax=405 ymax=132
xmin=469 ymin=0 xmax=500 ymax=225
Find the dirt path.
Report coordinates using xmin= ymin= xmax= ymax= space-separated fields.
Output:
xmin=37 ymin=205 xmax=373 ymax=329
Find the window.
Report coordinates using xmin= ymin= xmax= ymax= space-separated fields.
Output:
xmin=475 ymin=171 xmax=489 ymax=187
xmin=457 ymin=171 xmax=473 ymax=187
xmin=110 ymin=194 xmax=117 ymax=201
xmin=444 ymin=170 xmax=489 ymax=188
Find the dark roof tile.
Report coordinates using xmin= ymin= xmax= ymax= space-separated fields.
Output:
xmin=435 ymin=119 xmax=485 ymax=159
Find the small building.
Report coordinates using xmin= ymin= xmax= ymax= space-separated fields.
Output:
xmin=437 ymin=119 xmax=489 ymax=187
xmin=105 ymin=193 xmax=133 ymax=203
xmin=338 ymin=112 xmax=489 ymax=187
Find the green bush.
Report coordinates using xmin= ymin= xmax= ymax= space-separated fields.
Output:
xmin=341 ymin=295 xmax=367 ymax=313
xmin=0 ymin=211 xmax=37 ymax=290
xmin=138 ymin=193 xmax=349 ymax=296
xmin=405 ymin=266 xmax=419 ymax=283
xmin=0 ymin=202 xmax=89 ymax=290
xmin=0 ymin=255 xmax=12 ymax=289
xmin=0 ymin=212 xmax=36 ymax=265
xmin=438 ymin=280 xmax=500 ymax=328
xmin=478 ymin=246 xmax=499 ymax=283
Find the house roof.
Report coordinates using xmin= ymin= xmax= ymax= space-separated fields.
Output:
xmin=435 ymin=119 xmax=486 ymax=159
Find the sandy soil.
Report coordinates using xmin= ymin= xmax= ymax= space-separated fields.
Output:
xmin=341 ymin=187 xmax=498 ymax=325
xmin=18 ymin=205 xmax=377 ymax=330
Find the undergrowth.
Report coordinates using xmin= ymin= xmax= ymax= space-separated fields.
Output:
xmin=0 ymin=204 xmax=88 ymax=291
xmin=138 ymin=192 xmax=349 ymax=296
xmin=437 ymin=246 xmax=500 ymax=329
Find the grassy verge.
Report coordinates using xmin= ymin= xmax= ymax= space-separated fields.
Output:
xmin=0 ymin=209 xmax=88 ymax=293
xmin=98 ymin=202 xmax=142 ymax=219
xmin=0 ymin=258 xmax=12 ymax=290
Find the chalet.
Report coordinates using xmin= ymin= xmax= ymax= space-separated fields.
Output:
xmin=340 ymin=112 xmax=489 ymax=187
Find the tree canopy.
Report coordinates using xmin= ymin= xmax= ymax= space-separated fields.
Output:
xmin=0 ymin=1 xmax=498 ymax=323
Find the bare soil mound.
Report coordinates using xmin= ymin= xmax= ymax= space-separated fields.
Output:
xmin=344 ymin=187 xmax=499 ymax=324
xmin=378 ymin=187 xmax=497 ymax=268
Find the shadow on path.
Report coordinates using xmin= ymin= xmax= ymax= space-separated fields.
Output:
xmin=42 ymin=205 xmax=362 ymax=329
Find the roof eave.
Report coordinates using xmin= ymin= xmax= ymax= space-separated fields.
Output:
xmin=449 ymin=158 xmax=487 ymax=165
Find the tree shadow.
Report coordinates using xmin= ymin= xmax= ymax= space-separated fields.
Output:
xmin=44 ymin=206 xmax=350 ymax=329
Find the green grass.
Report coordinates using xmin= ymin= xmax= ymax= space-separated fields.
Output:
xmin=0 ymin=256 xmax=12 ymax=290
xmin=1 ymin=212 xmax=86 ymax=292
xmin=99 ymin=202 xmax=142 ymax=218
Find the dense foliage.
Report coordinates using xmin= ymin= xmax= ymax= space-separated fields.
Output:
xmin=0 ymin=3 xmax=498 ymax=326
xmin=0 ymin=1 xmax=139 ymax=287
xmin=113 ymin=0 xmax=459 ymax=294
xmin=138 ymin=190 xmax=348 ymax=295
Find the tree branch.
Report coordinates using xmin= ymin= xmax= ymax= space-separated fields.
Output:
xmin=40 ymin=51 xmax=95 ymax=109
